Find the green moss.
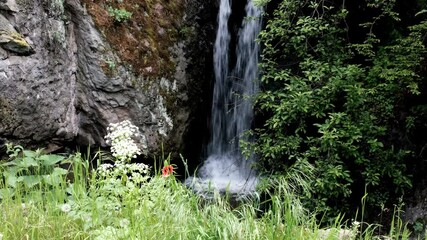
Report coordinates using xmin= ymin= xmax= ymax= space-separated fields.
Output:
xmin=0 ymin=30 xmax=33 ymax=54
xmin=107 ymin=6 xmax=132 ymax=23
xmin=82 ymin=0 xmax=185 ymax=80
xmin=178 ymin=26 xmax=194 ymax=40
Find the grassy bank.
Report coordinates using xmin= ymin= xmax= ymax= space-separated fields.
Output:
xmin=0 ymin=120 xmax=417 ymax=239
xmin=0 ymin=151 xmax=415 ymax=239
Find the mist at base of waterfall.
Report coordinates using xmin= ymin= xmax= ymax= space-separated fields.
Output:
xmin=185 ymin=154 xmax=258 ymax=195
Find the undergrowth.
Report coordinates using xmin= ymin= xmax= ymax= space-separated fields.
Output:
xmin=0 ymin=153 xmax=414 ymax=239
xmin=0 ymin=120 xmax=416 ymax=239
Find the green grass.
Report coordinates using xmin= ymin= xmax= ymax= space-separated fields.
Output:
xmin=0 ymin=151 xmax=414 ymax=240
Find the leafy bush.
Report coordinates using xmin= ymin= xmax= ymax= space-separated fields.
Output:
xmin=0 ymin=144 xmax=67 ymax=198
xmin=248 ymin=0 xmax=427 ymax=216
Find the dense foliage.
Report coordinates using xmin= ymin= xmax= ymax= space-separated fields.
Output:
xmin=249 ymin=0 xmax=427 ymax=216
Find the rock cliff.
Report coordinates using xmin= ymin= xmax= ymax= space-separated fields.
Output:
xmin=0 ymin=0 xmax=215 ymax=157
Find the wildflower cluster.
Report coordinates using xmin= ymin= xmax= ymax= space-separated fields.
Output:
xmin=97 ymin=162 xmax=151 ymax=186
xmin=54 ymin=120 xmax=153 ymax=234
xmin=104 ymin=120 xmax=145 ymax=163
xmin=97 ymin=121 xmax=151 ymax=198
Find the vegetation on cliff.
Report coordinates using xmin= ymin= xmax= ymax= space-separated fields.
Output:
xmin=82 ymin=0 xmax=185 ymax=77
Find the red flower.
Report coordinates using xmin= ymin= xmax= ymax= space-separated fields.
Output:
xmin=162 ymin=165 xmax=174 ymax=177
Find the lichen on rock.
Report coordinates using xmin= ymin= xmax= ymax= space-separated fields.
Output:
xmin=0 ymin=14 xmax=34 ymax=55
xmin=155 ymin=95 xmax=173 ymax=137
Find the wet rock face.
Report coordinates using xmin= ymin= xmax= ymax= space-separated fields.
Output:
xmin=0 ymin=0 xmax=214 ymax=156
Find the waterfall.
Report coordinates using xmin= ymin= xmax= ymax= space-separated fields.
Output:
xmin=209 ymin=0 xmax=231 ymax=155
xmin=188 ymin=0 xmax=262 ymax=194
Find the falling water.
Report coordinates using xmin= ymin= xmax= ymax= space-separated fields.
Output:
xmin=188 ymin=0 xmax=262 ymax=194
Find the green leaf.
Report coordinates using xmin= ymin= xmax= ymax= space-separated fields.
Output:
xmin=2 ymin=166 xmax=19 ymax=176
xmin=23 ymin=150 xmax=37 ymax=158
xmin=415 ymin=9 xmax=427 ymax=17
xmin=52 ymin=167 xmax=68 ymax=176
xmin=1 ymin=160 xmax=18 ymax=167
xmin=43 ymin=174 xmax=62 ymax=186
xmin=4 ymin=172 xmax=18 ymax=188
xmin=39 ymin=155 xmax=65 ymax=166
xmin=0 ymin=188 xmax=15 ymax=199
xmin=22 ymin=175 xmax=42 ymax=188
xmin=19 ymin=157 xmax=39 ymax=168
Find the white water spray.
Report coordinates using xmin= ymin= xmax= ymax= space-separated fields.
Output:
xmin=188 ymin=0 xmax=262 ymax=194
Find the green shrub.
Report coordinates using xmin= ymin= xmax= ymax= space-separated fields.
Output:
xmin=0 ymin=144 xmax=68 ymax=198
xmin=248 ymin=0 xmax=427 ymax=217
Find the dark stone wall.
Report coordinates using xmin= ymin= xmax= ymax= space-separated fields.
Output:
xmin=180 ymin=0 xmax=217 ymax=171
xmin=0 ymin=0 xmax=217 ymax=160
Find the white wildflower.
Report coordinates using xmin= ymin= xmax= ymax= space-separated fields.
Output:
xmin=83 ymin=214 xmax=92 ymax=224
xmin=119 ymin=218 xmax=130 ymax=228
xmin=59 ymin=203 xmax=71 ymax=213
xmin=21 ymin=203 xmax=30 ymax=216
xmin=352 ymin=220 xmax=360 ymax=228
xmin=104 ymin=120 xmax=146 ymax=163
xmin=97 ymin=162 xmax=150 ymax=186
xmin=0 ymin=232 xmax=3 ymax=240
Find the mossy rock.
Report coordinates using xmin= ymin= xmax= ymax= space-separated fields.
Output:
xmin=0 ymin=14 xmax=34 ymax=55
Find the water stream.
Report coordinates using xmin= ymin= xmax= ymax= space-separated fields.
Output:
xmin=188 ymin=0 xmax=262 ymax=194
